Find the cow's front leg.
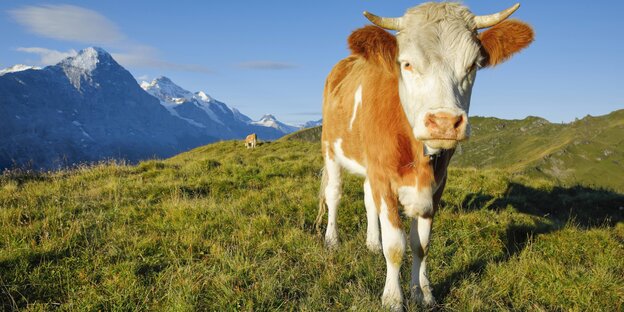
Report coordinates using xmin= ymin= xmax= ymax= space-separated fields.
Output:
xmin=364 ymin=179 xmax=381 ymax=252
xmin=323 ymin=155 xmax=342 ymax=249
xmin=410 ymin=216 xmax=436 ymax=307
xmin=379 ymin=197 xmax=406 ymax=311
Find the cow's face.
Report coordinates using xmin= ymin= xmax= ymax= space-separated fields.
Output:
xmin=365 ymin=2 xmax=533 ymax=152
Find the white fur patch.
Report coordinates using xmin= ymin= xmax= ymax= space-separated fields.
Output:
xmin=333 ymin=138 xmax=366 ymax=176
xmin=364 ymin=179 xmax=381 ymax=252
xmin=349 ymin=85 xmax=362 ymax=131
xmin=423 ymin=144 xmax=440 ymax=156
xmin=379 ymin=198 xmax=406 ymax=309
xmin=323 ymin=147 xmax=342 ymax=248
xmin=409 ymin=217 xmax=436 ymax=306
xmin=398 ymin=186 xmax=433 ymax=218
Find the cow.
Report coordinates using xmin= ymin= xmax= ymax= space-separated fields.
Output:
xmin=317 ymin=2 xmax=533 ymax=310
xmin=245 ymin=133 xmax=257 ymax=149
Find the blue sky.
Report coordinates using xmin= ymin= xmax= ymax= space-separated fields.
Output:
xmin=1 ymin=1 xmax=622 ymax=124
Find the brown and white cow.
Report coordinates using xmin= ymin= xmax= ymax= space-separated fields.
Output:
xmin=245 ymin=133 xmax=257 ymax=149
xmin=318 ymin=2 xmax=533 ymax=310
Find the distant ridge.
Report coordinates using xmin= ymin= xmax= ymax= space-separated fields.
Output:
xmin=140 ymin=76 xmax=287 ymax=140
xmin=282 ymin=110 xmax=624 ymax=191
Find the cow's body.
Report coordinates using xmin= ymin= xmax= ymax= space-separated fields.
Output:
xmin=319 ymin=2 xmax=533 ymax=310
xmin=245 ymin=133 xmax=257 ymax=148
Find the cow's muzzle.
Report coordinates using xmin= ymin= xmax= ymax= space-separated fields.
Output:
xmin=420 ymin=112 xmax=469 ymax=149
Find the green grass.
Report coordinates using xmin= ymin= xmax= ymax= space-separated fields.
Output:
xmin=1 ymin=140 xmax=623 ymax=311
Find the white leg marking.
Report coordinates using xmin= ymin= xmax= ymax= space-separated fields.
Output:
xmin=364 ymin=179 xmax=381 ymax=253
xmin=333 ymin=139 xmax=366 ymax=176
xmin=379 ymin=199 xmax=406 ymax=311
xmin=398 ymin=186 xmax=433 ymax=218
xmin=410 ymin=217 xmax=436 ymax=307
xmin=324 ymin=151 xmax=342 ymax=249
xmin=349 ymin=84 xmax=362 ymax=130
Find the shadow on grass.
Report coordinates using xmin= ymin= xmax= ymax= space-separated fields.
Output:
xmin=459 ymin=183 xmax=624 ymax=227
xmin=436 ymin=183 xmax=624 ymax=302
xmin=0 ymin=248 xmax=72 ymax=310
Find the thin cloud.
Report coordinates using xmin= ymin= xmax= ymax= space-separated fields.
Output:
xmin=113 ymin=53 xmax=214 ymax=74
xmin=15 ymin=46 xmax=214 ymax=74
xmin=9 ymin=5 xmax=213 ymax=74
xmin=289 ymin=112 xmax=322 ymax=116
xmin=237 ymin=61 xmax=297 ymax=70
xmin=16 ymin=47 xmax=77 ymax=65
xmin=136 ymin=74 xmax=151 ymax=82
xmin=9 ymin=5 xmax=124 ymax=45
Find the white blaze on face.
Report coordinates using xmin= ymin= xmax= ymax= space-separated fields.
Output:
xmin=395 ymin=4 xmax=481 ymax=143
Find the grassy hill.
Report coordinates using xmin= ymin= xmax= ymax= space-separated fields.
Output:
xmin=285 ymin=110 xmax=624 ymax=192
xmin=1 ymin=139 xmax=623 ymax=311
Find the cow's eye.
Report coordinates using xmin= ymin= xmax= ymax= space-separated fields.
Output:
xmin=403 ymin=62 xmax=413 ymax=71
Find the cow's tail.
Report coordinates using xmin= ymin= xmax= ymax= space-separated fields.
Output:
xmin=314 ymin=165 xmax=328 ymax=235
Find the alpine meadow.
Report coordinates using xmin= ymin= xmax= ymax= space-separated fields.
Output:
xmin=1 ymin=111 xmax=623 ymax=310
xmin=2 ymin=0 xmax=624 ymax=311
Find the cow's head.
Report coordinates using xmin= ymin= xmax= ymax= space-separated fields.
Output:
xmin=365 ymin=2 xmax=533 ymax=152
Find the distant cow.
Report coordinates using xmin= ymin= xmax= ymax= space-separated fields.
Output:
xmin=245 ymin=133 xmax=257 ymax=148
xmin=318 ymin=2 xmax=533 ymax=310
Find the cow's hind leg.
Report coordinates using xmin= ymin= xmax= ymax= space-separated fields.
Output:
xmin=410 ymin=216 xmax=436 ymax=307
xmin=364 ymin=178 xmax=381 ymax=252
xmin=322 ymin=155 xmax=342 ymax=249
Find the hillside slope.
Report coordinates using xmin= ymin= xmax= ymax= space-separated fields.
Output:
xmin=453 ymin=110 xmax=624 ymax=190
xmin=1 ymin=140 xmax=622 ymax=311
xmin=284 ymin=110 xmax=624 ymax=191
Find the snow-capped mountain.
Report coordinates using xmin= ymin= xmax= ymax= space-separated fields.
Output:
xmin=301 ymin=119 xmax=322 ymax=128
xmin=0 ymin=47 xmax=214 ymax=170
xmin=141 ymin=76 xmax=289 ymax=139
xmin=252 ymin=114 xmax=300 ymax=133
xmin=0 ymin=64 xmax=40 ymax=75
xmin=0 ymin=46 xmax=301 ymax=170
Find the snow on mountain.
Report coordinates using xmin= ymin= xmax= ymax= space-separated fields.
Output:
xmin=0 ymin=47 xmax=214 ymax=170
xmin=141 ymin=77 xmax=293 ymax=137
xmin=0 ymin=46 xmax=296 ymax=170
xmin=141 ymin=76 xmax=228 ymax=127
xmin=0 ymin=64 xmax=40 ymax=75
xmin=61 ymin=46 xmax=104 ymax=72
xmin=301 ymin=119 xmax=322 ymax=128
xmin=141 ymin=76 xmax=194 ymax=103
xmin=252 ymin=114 xmax=300 ymax=133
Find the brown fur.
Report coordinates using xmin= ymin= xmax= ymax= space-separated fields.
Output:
xmin=348 ymin=25 xmax=398 ymax=73
xmin=245 ymin=133 xmax=257 ymax=148
xmin=322 ymin=19 xmax=532 ymax=227
xmin=323 ymin=26 xmax=440 ymax=227
xmin=479 ymin=20 xmax=534 ymax=67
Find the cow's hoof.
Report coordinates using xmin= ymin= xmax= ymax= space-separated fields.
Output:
xmin=381 ymin=297 xmax=404 ymax=312
xmin=382 ymin=291 xmax=404 ymax=311
xmin=411 ymin=286 xmax=436 ymax=308
xmin=324 ymin=236 xmax=339 ymax=250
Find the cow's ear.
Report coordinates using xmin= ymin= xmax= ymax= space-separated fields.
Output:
xmin=349 ymin=25 xmax=397 ymax=71
xmin=478 ymin=20 xmax=534 ymax=67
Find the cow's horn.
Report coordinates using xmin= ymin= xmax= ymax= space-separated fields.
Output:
xmin=363 ymin=11 xmax=403 ymax=30
xmin=474 ymin=3 xmax=520 ymax=29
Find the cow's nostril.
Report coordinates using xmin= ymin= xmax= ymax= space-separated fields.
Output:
xmin=454 ymin=116 xmax=463 ymax=129
xmin=425 ymin=114 xmax=438 ymax=128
